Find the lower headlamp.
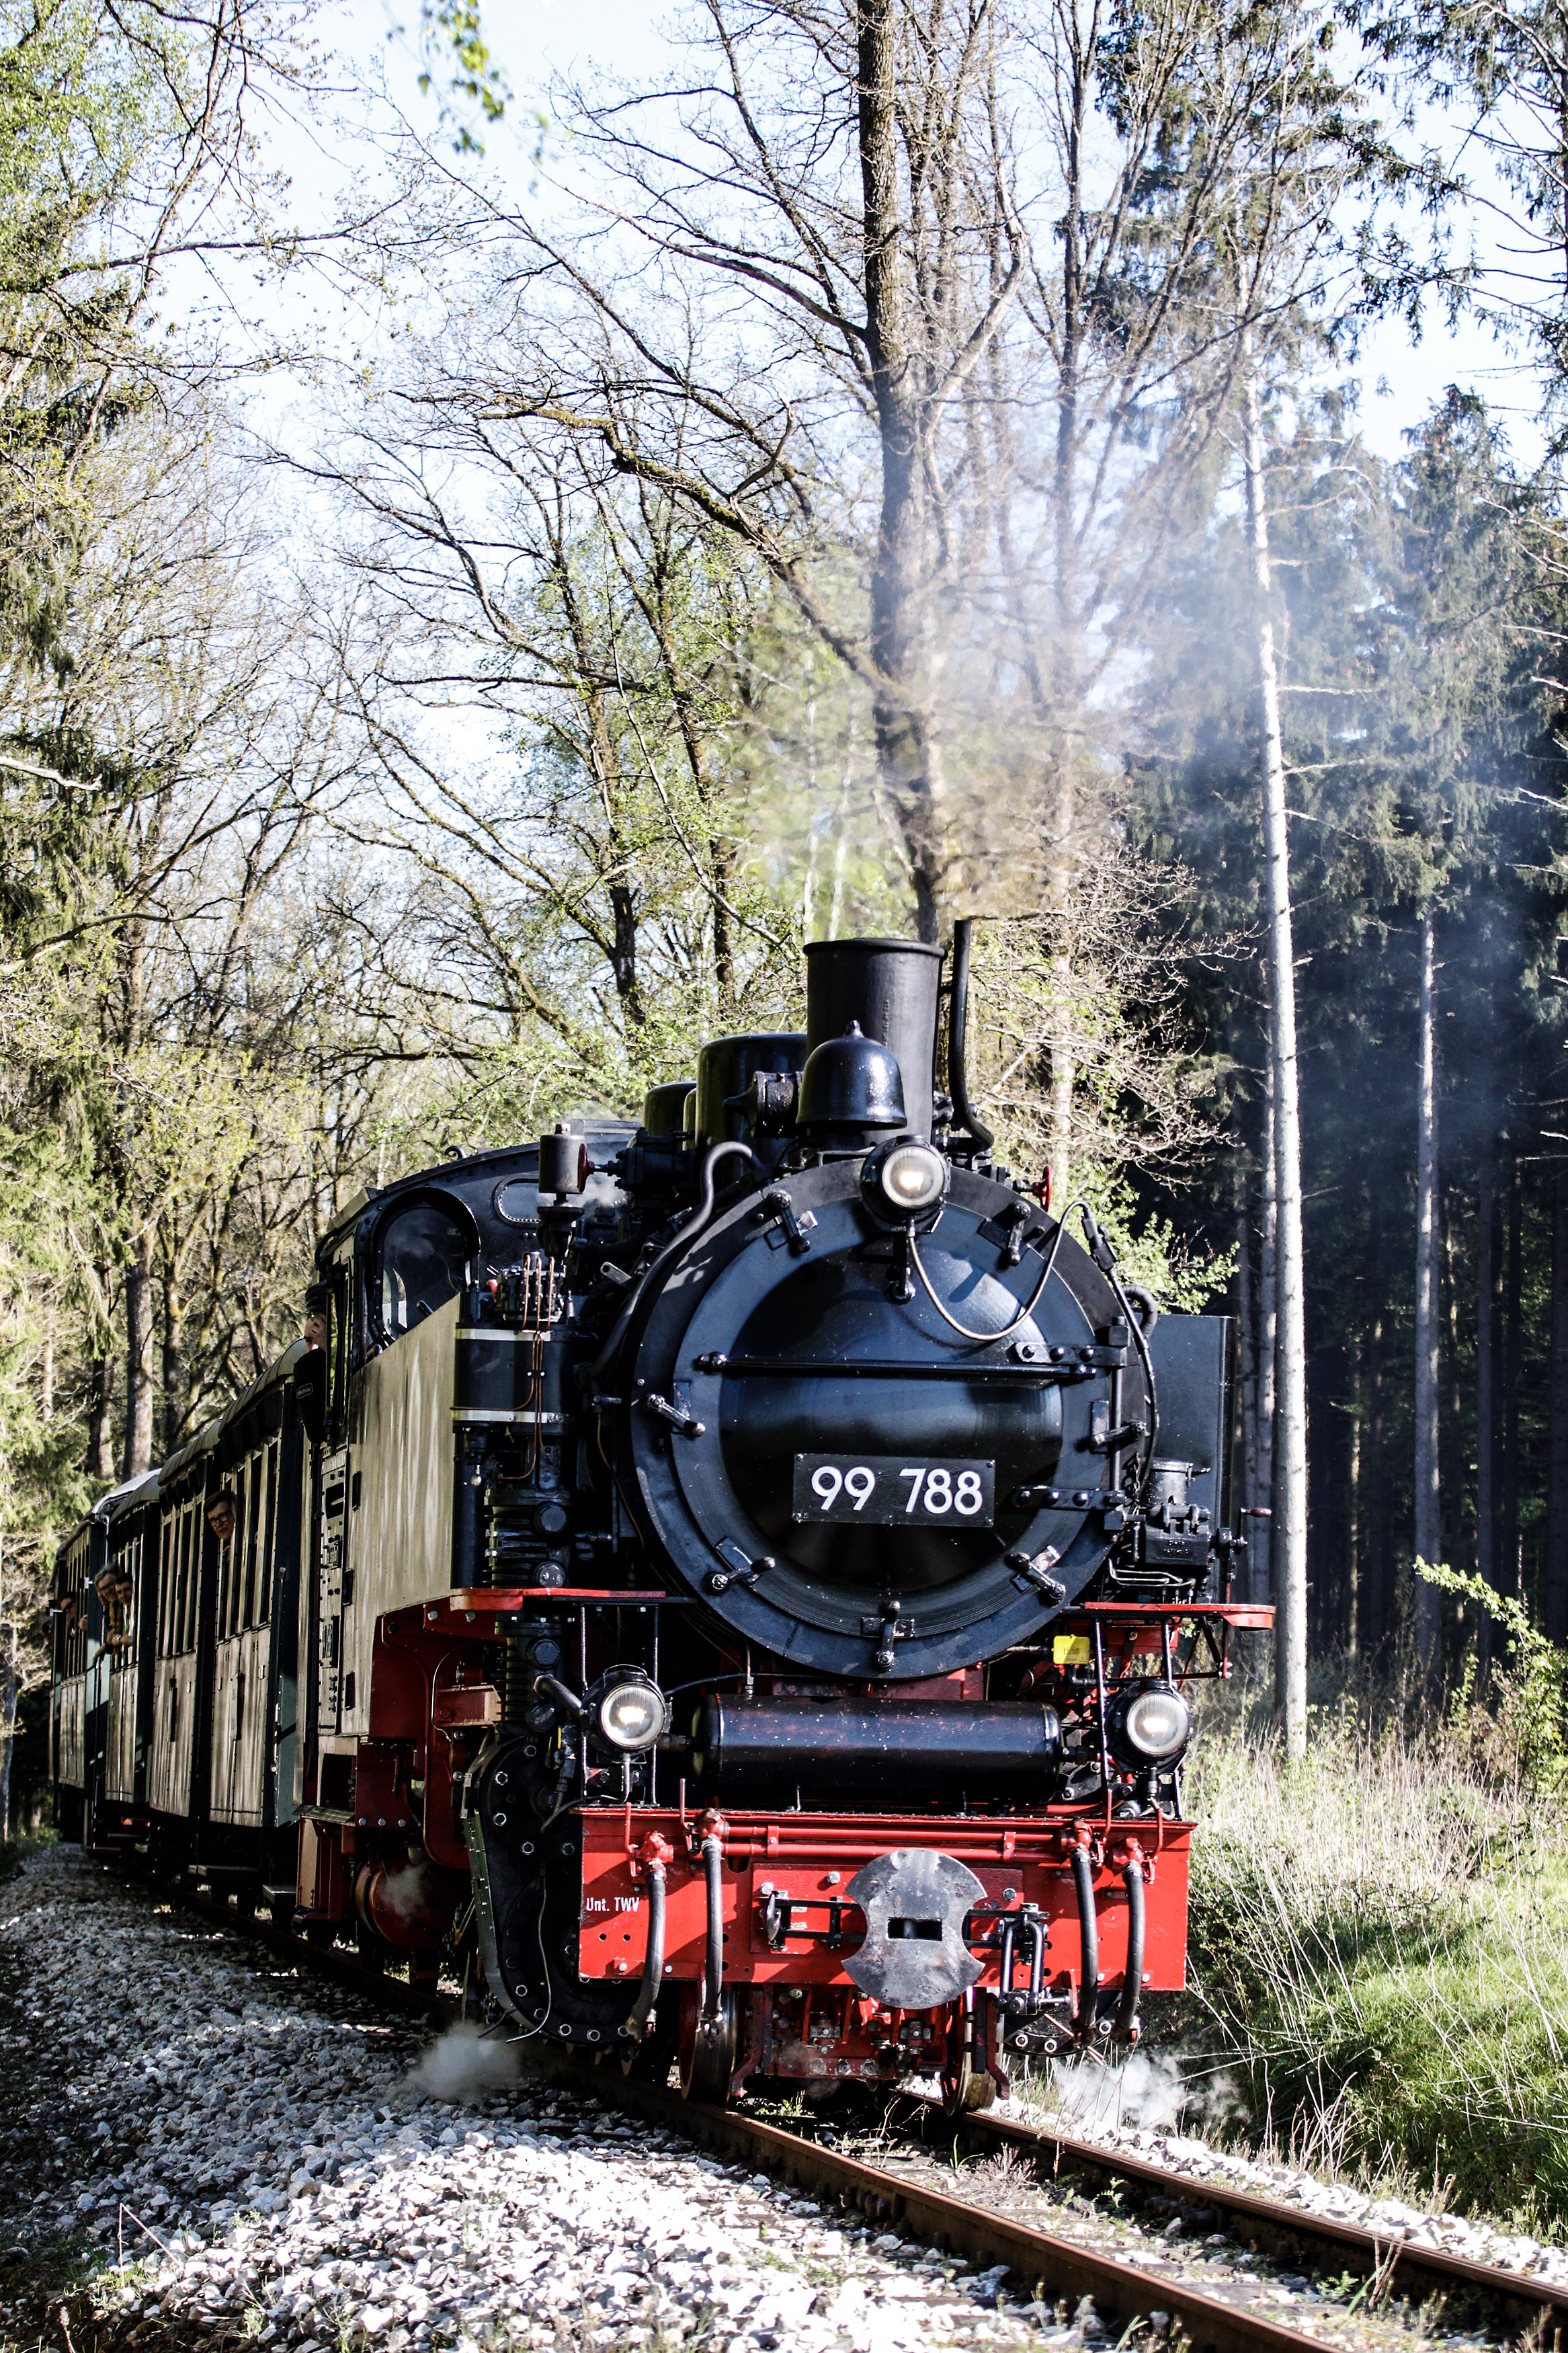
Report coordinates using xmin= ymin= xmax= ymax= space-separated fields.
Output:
xmin=595 ymin=1671 xmax=667 ymax=1753
xmin=1105 ymin=1681 xmax=1191 ymax=1767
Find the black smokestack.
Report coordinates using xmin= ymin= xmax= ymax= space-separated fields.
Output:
xmin=804 ymin=938 xmax=943 ymax=1140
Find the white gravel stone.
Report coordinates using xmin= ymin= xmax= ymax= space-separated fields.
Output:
xmin=1 ymin=1849 xmax=1098 ymax=2348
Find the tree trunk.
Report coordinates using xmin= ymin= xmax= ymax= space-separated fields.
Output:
xmin=1045 ymin=15 xmax=1087 ymax=1181
xmin=162 ymin=1273 xmax=190 ymax=1462
xmin=1237 ymin=1187 xmax=1260 ymax=1592
xmin=1346 ymin=1334 xmax=1362 ymax=1654
xmin=86 ymin=1354 xmax=115 ymax=1481
xmin=124 ymin=1224 xmax=156 ymax=1480
xmin=1362 ymin=1220 xmax=1389 ymax=1653
xmin=858 ymin=0 xmax=940 ymax=939
xmin=1501 ymin=1152 xmax=1523 ymax=1597
xmin=1442 ymin=1194 xmax=1464 ymax=1569
xmin=1241 ymin=371 xmax=1306 ymax=1744
xmin=1476 ymin=1141 xmax=1499 ymax=1668
xmin=1413 ymin=904 xmax=1441 ymax=1669
xmin=0 ymin=1619 xmax=15 ymax=1845
xmin=1255 ymin=1078 xmax=1278 ymax=1609
xmin=1546 ymin=1157 xmax=1568 ymax=1640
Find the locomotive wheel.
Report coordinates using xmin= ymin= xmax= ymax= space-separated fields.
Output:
xmin=679 ymin=1989 xmax=741 ymax=2104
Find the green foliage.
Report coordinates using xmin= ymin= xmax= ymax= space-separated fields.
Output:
xmin=1417 ymin=1560 xmax=1568 ymax=1790
xmin=1188 ymin=1671 xmax=1568 ymax=2229
xmin=416 ymin=0 xmax=509 ymax=151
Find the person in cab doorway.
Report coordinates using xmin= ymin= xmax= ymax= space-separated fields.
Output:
xmin=207 ymin=1490 xmax=237 ymax=1548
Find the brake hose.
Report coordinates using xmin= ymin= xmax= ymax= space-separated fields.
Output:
xmin=906 ymin=1197 xmax=1091 ymax=1345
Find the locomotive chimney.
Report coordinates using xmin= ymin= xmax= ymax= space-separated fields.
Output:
xmin=804 ymin=939 xmax=943 ymax=1140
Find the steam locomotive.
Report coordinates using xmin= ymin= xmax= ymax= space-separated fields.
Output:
xmin=50 ymin=930 xmax=1266 ymax=2108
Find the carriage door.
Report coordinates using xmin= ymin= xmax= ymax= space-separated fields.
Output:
xmin=317 ymin=1448 xmax=349 ymax=1736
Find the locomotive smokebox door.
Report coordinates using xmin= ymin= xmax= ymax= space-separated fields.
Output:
xmin=843 ymin=1849 xmax=986 ymax=2008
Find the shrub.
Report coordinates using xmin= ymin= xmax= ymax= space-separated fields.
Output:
xmin=1184 ymin=1622 xmax=1568 ymax=2233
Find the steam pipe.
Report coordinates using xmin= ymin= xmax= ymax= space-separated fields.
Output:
xmin=1070 ymin=1843 xmax=1100 ymax=2044
xmin=701 ymin=1833 xmax=725 ymax=2023
xmin=620 ymin=1858 xmax=667 ymax=2042
xmin=948 ymin=918 xmax=994 ymax=1151
xmin=1112 ymin=1860 xmax=1147 ymax=2045
xmin=589 ymin=1141 xmax=761 ymax=1386
xmin=1079 ymin=1203 xmax=1160 ymax=1477
xmin=533 ymin=1673 xmax=583 ymax=1722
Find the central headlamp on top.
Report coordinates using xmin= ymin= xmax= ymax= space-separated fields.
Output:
xmin=863 ymin=1138 xmax=949 ymax=1224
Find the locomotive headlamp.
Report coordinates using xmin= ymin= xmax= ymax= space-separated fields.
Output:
xmin=876 ymin=1142 xmax=948 ymax=1216
xmin=595 ymin=1671 xmax=667 ymax=1753
xmin=1106 ymin=1681 xmax=1191 ymax=1767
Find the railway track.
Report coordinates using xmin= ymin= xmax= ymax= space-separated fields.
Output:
xmin=178 ymin=1882 xmax=1568 ymax=2353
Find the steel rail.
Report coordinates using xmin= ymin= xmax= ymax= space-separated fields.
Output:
xmin=602 ymin=2072 xmax=1331 ymax=2353
xmin=901 ymin=2096 xmax=1568 ymax=2333
xmin=171 ymin=1886 xmax=1566 ymax=2345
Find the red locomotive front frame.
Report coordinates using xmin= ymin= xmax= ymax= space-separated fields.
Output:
xmin=577 ymin=1807 xmax=1189 ymax=1993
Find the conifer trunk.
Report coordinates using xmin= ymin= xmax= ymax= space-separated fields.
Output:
xmin=1347 ymin=1335 xmax=1362 ymax=1653
xmin=87 ymin=1355 xmax=114 ymax=1481
xmin=1501 ymin=1157 xmax=1523 ymax=1597
xmin=1242 ymin=366 xmax=1307 ymax=1753
xmin=1413 ymin=905 xmax=1441 ymax=1667
xmin=1546 ymin=1158 xmax=1568 ymax=1640
xmin=1363 ymin=1243 xmax=1389 ymax=1651
xmin=1237 ymin=1190 xmax=1262 ymax=1599
xmin=1476 ymin=1142 xmax=1499 ymax=1669
xmin=124 ymin=1225 xmax=156 ymax=1480
xmin=1256 ymin=1080 xmax=1278 ymax=1609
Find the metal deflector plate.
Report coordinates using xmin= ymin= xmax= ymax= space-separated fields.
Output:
xmin=843 ymin=1848 xmax=985 ymax=2008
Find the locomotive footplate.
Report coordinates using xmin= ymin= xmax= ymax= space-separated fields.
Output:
xmin=575 ymin=1806 xmax=1190 ymax=1996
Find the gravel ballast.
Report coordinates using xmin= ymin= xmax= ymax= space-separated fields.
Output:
xmin=0 ymin=1848 xmax=1089 ymax=2351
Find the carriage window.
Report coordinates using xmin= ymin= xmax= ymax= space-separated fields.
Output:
xmin=243 ymin=1455 xmax=264 ymax=1628
xmin=177 ymin=1507 xmax=196 ymax=1652
xmin=159 ymin=1519 xmax=173 ymax=1653
xmin=378 ymin=1200 xmax=470 ymax=1337
xmin=257 ymin=1439 xmax=280 ymax=1624
xmin=220 ymin=1467 xmax=243 ymax=1640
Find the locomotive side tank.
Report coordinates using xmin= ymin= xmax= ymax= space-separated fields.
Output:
xmin=50 ymin=929 xmax=1267 ymax=2108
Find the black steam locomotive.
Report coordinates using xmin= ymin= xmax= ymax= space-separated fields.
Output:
xmin=52 ymin=928 xmax=1260 ymax=2109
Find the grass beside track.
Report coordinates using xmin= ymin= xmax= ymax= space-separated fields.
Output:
xmin=1182 ymin=1670 xmax=1568 ymax=2237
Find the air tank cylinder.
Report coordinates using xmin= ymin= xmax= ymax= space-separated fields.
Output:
xmin=694 ymin=1697 xmax=1062 ymax=1797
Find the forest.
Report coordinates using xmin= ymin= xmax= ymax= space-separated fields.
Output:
xmin=5 ymin=0 xmax=1568 ymax=1812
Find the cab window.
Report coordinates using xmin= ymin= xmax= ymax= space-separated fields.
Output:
xmin=376 ymin=1198 xmax=471 ymax=1340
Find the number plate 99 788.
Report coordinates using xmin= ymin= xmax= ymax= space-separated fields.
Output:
xmin=791 ymin=1454 xmax=995 ymax=1526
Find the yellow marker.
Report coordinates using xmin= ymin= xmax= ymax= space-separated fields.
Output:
xmin=1052 ymin=1634 xmax=1093 ymax=1665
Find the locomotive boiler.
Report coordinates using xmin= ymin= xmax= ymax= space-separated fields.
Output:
xmin=50 ymin=928 xmax=1266 ymax=2109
